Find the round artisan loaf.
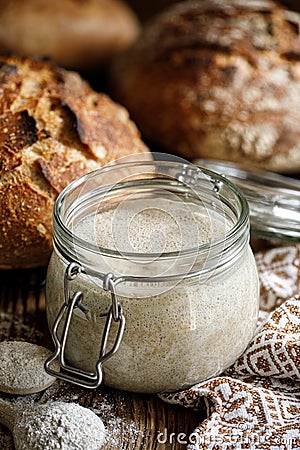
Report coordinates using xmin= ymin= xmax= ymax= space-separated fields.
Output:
xmin=127 ymin=0 xmax=179 ymax=22
xmin=0 ymin=55 xmax=149 ymax=269
xmin=0 ymin=0 xmax=140 ymax=70
xmin=110 ymin=0 xmax=300 ymax=173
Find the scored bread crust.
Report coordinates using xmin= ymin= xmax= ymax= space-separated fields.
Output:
xmin=0 ymin=55 xmax=149 ymax=269
xmin=110 ymin=0 xmax=300 ymax=173
xmin=0 ymin=0 xmax=140 ymax=70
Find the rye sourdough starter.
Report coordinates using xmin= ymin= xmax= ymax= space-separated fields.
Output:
xmin=46 ymin=198 xmax=259 ymax=393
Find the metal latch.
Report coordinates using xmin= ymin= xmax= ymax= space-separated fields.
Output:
xmin=45 ymin=262 xmax=125 ymax=389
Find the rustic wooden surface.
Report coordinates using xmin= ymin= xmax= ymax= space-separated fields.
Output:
xmin=0 ymin=268 xmax=203 ymax=449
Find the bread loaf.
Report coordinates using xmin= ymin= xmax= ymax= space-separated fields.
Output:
xmin=280 ymin=0 xmax=300 ymax=12
xmin=126 ymin=0 xmax=179 ymax=22
xmin=0 ymin=55 xmax=149 ymax=269
xmin=110 ymin=0 xmax=300 ymax=173
xmin=0 ymin=0 xmax=140 ymax=70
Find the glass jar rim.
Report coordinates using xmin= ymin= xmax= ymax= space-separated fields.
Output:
xmin=53 ymin=160 xmax=249 ymax=263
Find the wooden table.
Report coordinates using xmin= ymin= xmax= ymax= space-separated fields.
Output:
xmin=0 ymin=268 xmax=203 ymax=449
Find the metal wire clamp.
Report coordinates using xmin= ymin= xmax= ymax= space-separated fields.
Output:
xmin=45 ymin=262 xmax=125 ymax=389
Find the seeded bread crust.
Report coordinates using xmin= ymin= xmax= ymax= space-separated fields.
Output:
xmin=0 ymin=0 xmax=140 ymax=70
xmin=0 ymin=55 xmax=149 ymax=269
xmin=110 ymin=0 xmax=300 ymax=173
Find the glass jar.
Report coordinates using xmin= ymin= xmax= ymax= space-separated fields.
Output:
xmin=45 ymin=160 xmax=259 ymax=393
xmin=196 ymin=159 xmax=300 ymax=244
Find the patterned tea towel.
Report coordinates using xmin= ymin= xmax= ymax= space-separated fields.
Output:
xmin=160 ymin=245 xmax=300 ymax=449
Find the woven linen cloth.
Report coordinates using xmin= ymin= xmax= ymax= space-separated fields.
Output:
xmin=160 ymin=245 xmax=300 ymax=449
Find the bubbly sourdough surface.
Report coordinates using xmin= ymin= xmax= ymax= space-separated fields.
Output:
xmin=73 ymin=198 xmax=230 ymax=253
xmin=46 ymin=199 xmax=259 ymax=393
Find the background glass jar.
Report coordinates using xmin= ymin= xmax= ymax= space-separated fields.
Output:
xmin=45 ymin=160 xmax=259 ymax=393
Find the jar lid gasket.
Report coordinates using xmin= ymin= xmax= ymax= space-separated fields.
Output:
xmin=195 ymin=159 xmax=300 ymax=243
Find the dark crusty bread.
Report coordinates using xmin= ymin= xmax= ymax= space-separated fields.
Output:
xmin=0 ymin=55 xmax=149 ymax=269
xmin=0 ymin=0 xmax=140 ymax=70
xmin=110 ymin=0 xmax=300 ymax=173
xmin=127 ymin=0 xmax=180 ymax=22
xmin=280 ymin=0 xmax=300 ymax=11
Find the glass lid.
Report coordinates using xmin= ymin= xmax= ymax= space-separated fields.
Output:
xmin=195 ymin=159 xmax=300 ymax=243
